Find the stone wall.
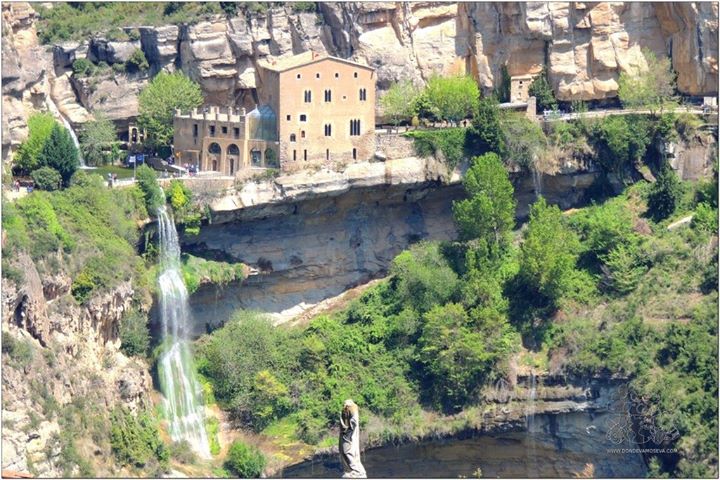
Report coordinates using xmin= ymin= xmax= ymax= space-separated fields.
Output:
xmin=376 ymin=131 xmax=416 ymax=160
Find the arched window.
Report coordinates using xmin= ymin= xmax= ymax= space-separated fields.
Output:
xmin=208 ymin=142 xmax=221 ymax=154
xmin=290 ymin=133 xmax=296 ymax=142
xmin=359 ymin=88 xmax=367 ymax=101
xmin=324 ymin=89 xmax=332 ymax=102
xmin=349 ymin=119 xmax=361 ymax=136
xmin=227 ymin=144 xmax=240 ymax=156
xmin=304 ymin=90 xmax=312 ymax=103
xmin=301 ymin=130 xmax=306 ymax=139
xmin=324 ymin=124 xmax=331 ymax=137
xmin=352 ymin=148 xmax=357 ymax=160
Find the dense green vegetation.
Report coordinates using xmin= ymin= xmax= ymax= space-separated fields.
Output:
xmin=34 ymin=2 xmax=230 ymax=44
xmin=224 ymin=440 xmax=266 ymax=478
xmin=180 ymin=253 xmax=246 ymax=294
xmin=2 ymin=172 xmax=149 ymax=305
xmin=197 ymin=149 xmax=717 ymax=475
xmin=110 ymin=406 xmax=169 ymax=472
xmin=13 ymin=112 xmax=56 ymax=174
xmin=138 ymin=72 xmax=203 ymax=151
xmin=79 ymin=112 xmax=119 ymax=166
xmin=528 ymin=67 xmax=558 ymax=112
xmin=618 ymin=48 xmax=677 ymax=113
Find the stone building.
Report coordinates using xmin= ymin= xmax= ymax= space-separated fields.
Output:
xmin=173 ymin=106 xmax=279 ymax=175
xmin=173 ymin=51 xmax=376 ymax=175
xmin=510 ymin=74 xmax=536 ymax=103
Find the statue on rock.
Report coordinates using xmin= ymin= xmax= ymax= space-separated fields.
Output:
xmin=339 ymin=399 xmax=367 ymax=478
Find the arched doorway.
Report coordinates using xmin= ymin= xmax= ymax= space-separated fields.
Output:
xmin=208 ymin=142 xmax=221 ymax=171
xmin=227 ymin=144 xmax=240 ymax=174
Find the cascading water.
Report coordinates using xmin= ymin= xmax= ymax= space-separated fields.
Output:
xmin=156 ymin=206 xmax=212 ymax=459
xmin=531 ymin=168 xmax=543 ymax=199
xmin=45 ymin=97 xmax=87 ymax=167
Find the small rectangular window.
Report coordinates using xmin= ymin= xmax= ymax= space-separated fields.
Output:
xmin=222 ymin=126 xmax=228 ymax=134
xmin=300 ymin=114 xmax=307 ymax=122
xmin=293 ymin=150 xmax=297 ymax=161
xmin=233 ymin=127 xmax=240 ymax=138
xmin=326 ymin=149 xmax=329 ymax=160
xmin=353 ymin=148 xmax=357 ymax=160
xmin=354 ymin=72 xmax=358 ymax=78
xmin=286 ymin=115 xmax=291 ymax=121
xmin=193 ymin=124 xmax=198 ymax=136
xmin=209 ymin=125 xmax=216 ymax=136
xmin=316 ymin=73 xmax=320 ymax=78
xmin=297 ymin=73 xmax=301 ymax=79
xmin=303 ymin=149 xmax=307 ymax=161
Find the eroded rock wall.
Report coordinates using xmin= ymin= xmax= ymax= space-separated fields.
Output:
xmin=1 ymin=253 xmax=153 ymax=477
xmin=3 ymin=2 xmax=718 ymax=162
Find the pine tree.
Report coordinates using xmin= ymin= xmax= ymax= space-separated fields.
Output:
xmin=38 ymin=124 xmax=79 ymax=187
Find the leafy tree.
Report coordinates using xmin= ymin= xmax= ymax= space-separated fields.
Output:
xmin=37 ymin=124 xmax=79 ymax=186
xmin=381 ymin=80 xmax=420 ymax=130
xmin=600 ymin=242 xmax=648 ymax=295
xmin=518 ymin=197 xmax=580 ymax=308
xmin=71 ymin=58 xmax=94 ymax=77
xmin=501 ymin=113 xmax=547 ymax=169
xmin=14 ymin=112 xmax=58 ymax=174
xmin=225 ymin=440 xmax=266 ymax=478
xmin=80 ymin=112 xmax=117 ymax=166
xmin=465 ymin=96 xmax=505 ymax=157
xmin=419 ymin=303 xmax=493 ymax=412
xmin=126 ymin=48 xmax=149 ymax=72
xmin=31 ymin=166 xmax=62 ymax=191
xmin=138 ymin=72 xmax=203 ymax=149
xmin=119 ymin=310 xmax=150 ymax=357
xmin=528 ymin=67 xmax=557 ymax=112
xmin=452 ymin=153 xmax=516 ymax=254
xmin=617 ymin=48 xmax=676 ymax=114
xmin=424 ymin=75 xmax=480 ymax=124
xmin=647 ymin=165 xmax=683 ymax=222
xmin=591 ymin=115 xmax=652 ymax=176
xmin=135 ymin=164 xmax=164 ymax=215
xmin=390 ymin=242 xmax=459 ymax=313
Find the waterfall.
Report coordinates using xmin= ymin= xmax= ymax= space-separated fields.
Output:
xmin=45 ymin=96 xmax=86 ymax=167
xmin=156 ymin=206 xmax=212 ymax=459
xmin=531 ymin=168 xmax=543 ymax=199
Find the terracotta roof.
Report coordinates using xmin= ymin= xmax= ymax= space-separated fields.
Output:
xmin=259 ymin=51 xmax=374 ymax=73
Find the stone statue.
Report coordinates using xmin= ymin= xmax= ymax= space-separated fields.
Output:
xmin=339 ymin=399 xmax=367 ymax=478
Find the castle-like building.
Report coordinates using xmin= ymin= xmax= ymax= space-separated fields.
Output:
xmin=173 ymin=51 xmax=376 ymax=176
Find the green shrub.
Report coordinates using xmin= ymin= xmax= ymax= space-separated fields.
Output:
xmin=110 ymin=406 xmax=169 ymax=469
xmin=692 ymin=202 xmax=718 ymax=233
xmin=2 ymin=335 xmax=34 ymax=368
xmin=290 ymin=2 xmax=316 ymax=12
xmin=135 ymin=164 xmax=164 ymax=215
xmin=72 ymin=58 xmax=95 ymax=77
xmin=528 ymin=68 xmax=557 ymax=111
xmin=13 ymin=112 xmax=57 ymax=174
xmin=225 ymin=440 xmax=266 ymax=478
xmin=119 ymin=310 xmax=150 ymax=357
xmin=126 ymin=49 xmax=149 ymax=72
xmin=206 ymin=416 xmax=221 ymax=456
xmin=31 ymin=166 xmax=62 ymax=191
xmin=404 ymin=128 xmax=467 ymax=170
xmin=647 ymin=166 xmax=683 ymax=222
xmin=112 ymin=62 xmax=126 ymax=74
xmin=390 ymin=242 xmax=459 ymax=313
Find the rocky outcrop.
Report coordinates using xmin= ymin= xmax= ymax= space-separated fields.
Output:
xmin=3 ymin=2 xmax=717 ymax=154
xmin=280 ymin=378 xmax=648 ymax=478
xmin=2 ymin=253 xmax=150 ymax=477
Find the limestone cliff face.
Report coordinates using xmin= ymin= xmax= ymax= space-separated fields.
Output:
xmin=2 ymin=1 xmax=718 ymax=161
xmin=1 ymin=253 xmax=152 ymax=477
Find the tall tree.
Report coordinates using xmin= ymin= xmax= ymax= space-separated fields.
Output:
xmin=528 ymin=67 xmax=557 ymax=112
xmin=617 ymin=48 xmax=676 ymax=115
xmin=647 ymin=165 xmax=683 ymax=222
xmin=138 ymin=72 xmax=203 ymax=149
xmin=37 ymin=124 xmax=79 ymax=187
xmin=424 ymin=75 xmax=480 ymax=125
xmin=14 ymin=112 xmax=58 ymax=174
xmin=80 ymin=112 xmax=117 ymax=166
xmin=452 ymin=152 xmax=516 ymax=254
xmin=465 ymin=96 xmax=506 ymax=156
xmin=380 ymin=80 xmax=420 ymax=131
xmin=518 ymin=197 xmax=579 ymax=308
